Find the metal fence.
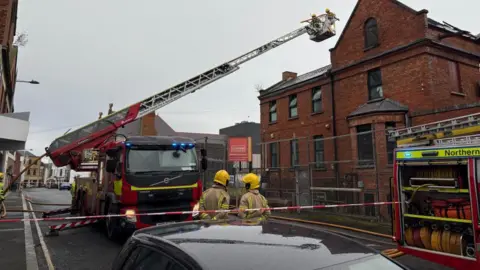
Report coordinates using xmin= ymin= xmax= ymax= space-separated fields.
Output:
xmin=191 ymin=127 xmax=395 ymax=223
xmin=258 ymin=126 xmax=396 ymax=222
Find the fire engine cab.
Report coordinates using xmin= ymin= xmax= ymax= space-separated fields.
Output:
xmin=389 ymin=112 xmax=480 ymax=269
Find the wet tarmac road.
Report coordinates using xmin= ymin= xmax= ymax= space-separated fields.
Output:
xmin=2 ymin=188 xmax=451 ymax=269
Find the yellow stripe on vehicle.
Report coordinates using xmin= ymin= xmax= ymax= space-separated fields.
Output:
xmin=131 ymin=183 xmax=198 ymax=191
xmin=396 ymin=147 xmax=480 ymax=159
xmin=114 ymin=179 xmax=122 ymax=196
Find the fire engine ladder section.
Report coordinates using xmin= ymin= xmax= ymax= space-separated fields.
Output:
xmin=46 ymin=13 xmax=338 ymax=172
xmin=388 ymin=112 xmax=480 ymax=148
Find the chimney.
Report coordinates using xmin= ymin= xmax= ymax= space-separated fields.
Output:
xmin=282 ymin=71 xmax=297 ymax=81
xmin=140 ymin=112 xmax=157 ymax=136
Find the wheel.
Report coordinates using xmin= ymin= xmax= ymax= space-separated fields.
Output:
xmin=105 ymin=200 xmax=123 ymax=242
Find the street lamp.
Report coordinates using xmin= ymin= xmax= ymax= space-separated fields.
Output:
xmin=16 ymin=80 xmax=39 ymax=85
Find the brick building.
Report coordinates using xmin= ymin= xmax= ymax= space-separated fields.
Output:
xmin=258 ymin=0 xmax=480 ymax=219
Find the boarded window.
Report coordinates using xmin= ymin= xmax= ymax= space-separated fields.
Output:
xmin=357 ymin=124 xmax=374 ymax=166
xmin=448 ymin=61 xmax=462 ymax=93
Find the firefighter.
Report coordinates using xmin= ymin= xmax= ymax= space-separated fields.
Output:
xmin=0 ymin=172 xmax=5 ymax=201
xmin=238 ymin=173 xmax=271 ymax=221
xmin=198 ymin=170 xmax=231 ymax=220
xmin=0 ymin=172 xmax=5 ymax=218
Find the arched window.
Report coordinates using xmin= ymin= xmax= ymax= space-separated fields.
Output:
xmin=364 ymin=18 xmax=379 ymax=49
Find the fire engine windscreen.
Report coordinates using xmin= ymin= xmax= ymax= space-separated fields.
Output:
xmin=126 ymin=148 xmax=198 ymax=173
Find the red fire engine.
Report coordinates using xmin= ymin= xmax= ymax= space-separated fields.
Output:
xmin=390 ymin=112 xmax=480 ymax=269
xmin=43 ymin=12 xmax=339 ymax=239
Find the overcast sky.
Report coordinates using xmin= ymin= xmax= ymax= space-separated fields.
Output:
xmin=15 ymin=0 xmax=478 ymax=156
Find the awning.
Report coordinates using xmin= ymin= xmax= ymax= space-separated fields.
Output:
xmin=0 ymin=112 xmax=30 ymax=150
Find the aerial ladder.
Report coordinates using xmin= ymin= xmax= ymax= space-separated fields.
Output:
xmin=388 ymin=112 xmax=480 ymax=148
xmin=42 ymin=12 xmax=339 ymax=171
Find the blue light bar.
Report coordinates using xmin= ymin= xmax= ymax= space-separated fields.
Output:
xmin=172 ymin=142 xmax=195 ymax=149
xmin=405 ymin=152 xmax=412 ymax=158
xmin=172 ymin=143 xmax=177 ymax=147
xmin=125 ymin=142 xmax=132 ymax=147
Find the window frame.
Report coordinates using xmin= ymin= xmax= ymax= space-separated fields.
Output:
xmin=313 ymin=135 xmax=325 ymax=169
xmin=269 ymin=100 xmax=277 ymax=123
xmin=356 ymin=124 xmax=374 ymax=167
xmin=290 ymin=139 xmax=299 ymax=167
xmin=367 ymin=68 xmax=383 ymax=101
xmin=312 ymin=87 xmax=322 ymax=113
xmin=269 ymin=142 xmax=279 ymax=168
xmin=364 ymin=18 xmax=379 ymax=49
xmin=288 ymin=94 xmax=298 ymax=118
xmin=385 ymin=122 xmax=396 ymax=165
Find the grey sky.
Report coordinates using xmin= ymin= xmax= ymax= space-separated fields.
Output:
xmin=14 ymin=0 xmax=478 ymax=156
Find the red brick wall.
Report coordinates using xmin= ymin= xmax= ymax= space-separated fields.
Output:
xmin=259 ymin=0 xmax=480 ymax=219
xmin=427 ymin=28 xmax=480 ymax=55
xmin=330 ymin=0 xmax=427 ymax=69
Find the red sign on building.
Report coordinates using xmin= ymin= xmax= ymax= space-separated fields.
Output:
xmin=228 ymin=137 xmax=251 ymax=162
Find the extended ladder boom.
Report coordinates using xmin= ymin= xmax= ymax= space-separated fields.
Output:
xmin=388 ymin=112 xmax=480 ymax=147
xmin=47 ymin=13 xmax=338 ymax=169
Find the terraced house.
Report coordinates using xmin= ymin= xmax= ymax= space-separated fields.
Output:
xmin=258 ymin=0 xmax=480 ymax=220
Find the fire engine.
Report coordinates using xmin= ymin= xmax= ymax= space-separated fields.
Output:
xmin=43 ymin=12 xmax=339 ymax=239
xmin=389 ymin=112 xmax=480 ymax=269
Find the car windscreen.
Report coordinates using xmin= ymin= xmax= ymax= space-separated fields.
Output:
xmin=317 ymin=254 xmax=405 ymax=269
xmin=126 ymin=148 xmax=197 ymax=173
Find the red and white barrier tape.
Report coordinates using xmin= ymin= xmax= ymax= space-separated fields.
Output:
xmin=0 ymin=201 xmax=399 ymax=223
xmin=50 ymin=219 xmax=99 ymax=231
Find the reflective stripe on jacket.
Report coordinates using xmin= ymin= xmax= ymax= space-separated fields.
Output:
xmin=238 ymin=190 xmax=271 ymax=221
xmin=198 ymin=184 xmax=230 ymax=220
xmin=0 ymin=182 xmax=4 ymax=200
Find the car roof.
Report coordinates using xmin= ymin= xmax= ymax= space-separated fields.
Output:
xmin=133 ymin=219 xmax=383 ymax=270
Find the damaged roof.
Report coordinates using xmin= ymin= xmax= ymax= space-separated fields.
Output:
xmin=348 ymin=98 xmax=408 ymax=118
xmin=259 ymin=65 xmax=331 ymax=98
xmin=427 ymin=18 xmax=478 ymax=41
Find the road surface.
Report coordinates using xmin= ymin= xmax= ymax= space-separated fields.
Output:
xmin=0 ymin=188 xmax=452 ymax=269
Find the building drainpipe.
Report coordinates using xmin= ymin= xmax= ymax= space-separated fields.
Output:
xmin=329 ymin=72 xmax=340 ymax=201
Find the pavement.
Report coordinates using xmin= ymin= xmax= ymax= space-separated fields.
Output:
xmin=0 ymin=188 xmax=453 ymax=269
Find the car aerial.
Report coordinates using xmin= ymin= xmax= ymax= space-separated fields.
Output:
xmin=112 ymin=219 xmax=409 ymax=270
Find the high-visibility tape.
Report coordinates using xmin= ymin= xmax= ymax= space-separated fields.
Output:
xmin=49 ymin=219 xmax=99 ymax=231
xmin=0 ymin=201 xmax=398 ymax=223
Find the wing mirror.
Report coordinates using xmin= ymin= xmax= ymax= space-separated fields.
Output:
xmin=106 ymin=159 xmax=117 ymax=173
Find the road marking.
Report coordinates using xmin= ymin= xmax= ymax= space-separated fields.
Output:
xmin=28 ymin=199 xmax=55 ymax=270
xmin=22 ymin=193 xmax=39 ymax=270
xmin=0 ymin=228 xmax=24 ymax=232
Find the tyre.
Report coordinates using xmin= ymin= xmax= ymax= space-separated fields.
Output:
xmin=105 ymin=200 xmax=124 ymax=242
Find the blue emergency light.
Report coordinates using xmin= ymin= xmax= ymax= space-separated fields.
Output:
xmin=172 ymin=142 xmax=195 ymax=149
xmin=404 ymin=152 xmax=412 ymax=158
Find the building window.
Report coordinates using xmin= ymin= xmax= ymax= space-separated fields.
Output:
xmin=312 ymin=87 xmax=322 ymax=113
xmin=448 ymin=61 xmax=462 ymax=93
xmin=368 ymin=69 xmax=383 ymax=100
xmin=364 ymin=18 xmax=379 ymax=49
xmin=269 ymin=142 xmax=278 ymax=168
xmin=269 ymin=101 xmax=277 ymax=122
xmin=386 ymin=122 xmax=396 ymax=164
xmin=289 ymin=94 xmax=298 ymax=118
xmin=357 ymin=124 xmax=374 ymax=166
xmin=290 ymin=139 xmax=299 ymax=167
xmin=313 ymin=135 xmax=325 ymax=169
xmin=33 ymin=169 xmax=36 ymax=175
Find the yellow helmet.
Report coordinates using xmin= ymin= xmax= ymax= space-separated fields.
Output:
xmin=214 ymin=170 xmax=230 ymax=186
xmin=311 ymin=13 xmax=316 ymax=17
xmin=242 ymin=173 xmax=260 ymax=190
xmin=325 ymin=8 xmax=330 ymax=13
xmin=0 ymin=172 xmax=3 ymax=179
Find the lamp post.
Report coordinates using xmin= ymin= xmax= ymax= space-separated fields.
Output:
xmin=16 ymin=80 xmax=40 ymax=85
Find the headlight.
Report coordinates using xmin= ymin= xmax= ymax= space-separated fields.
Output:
xmin=125 ymin=209 xmax=137 ymax=223
xmin=192 ymin=203 xmax=199 ymax=218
